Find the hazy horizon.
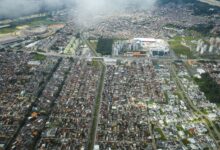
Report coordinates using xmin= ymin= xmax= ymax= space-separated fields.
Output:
xmin=0 ymin=0 xmax=156 ymax=24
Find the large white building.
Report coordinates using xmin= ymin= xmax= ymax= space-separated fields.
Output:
xmin=134 ymin=38 xmax=170 ymax=56
xmin=113 ymin=38 xmax=170 ymax=57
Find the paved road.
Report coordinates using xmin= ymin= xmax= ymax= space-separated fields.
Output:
xmin=88 ymin=63 xmax=106 ymax=150
xmin=31 ymin=51 xmax=220 ymax=65
xmin=81 ymin=34 xmax=107 ymax=150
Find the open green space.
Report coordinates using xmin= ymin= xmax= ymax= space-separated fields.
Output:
xmin=194 ymin=73 xmax=220 ymax=104
xmin=173 ymin=91 xmax=182 ymax=99
xmin=176 ymin=125 xmax=184 ymax=131
xmin=0 ymin=27 xmax=17 ymax=34
xmin=164 ymin=91 xmax=169 ymax=104
xmin=64 ymin=37 xmax=82 ymax=54
xmin=168 ymin=31 xmax=205 ymax=58
xmin=24 ymin=17 xmax=60 ymax=27
xmin=0 ymin=17 xmax=62 ymax=34
xmin=88 ymin=63 xmax=106 ymax=150
xmin=89 ymin=40 xmax=98 ymax=51
xmin=33 ymin=53 xmax=46 ymax=61
xmin=166 ymin=23 xmax=219 ymax=59
xmin=169 ymin=38 xmax=193 ymax=58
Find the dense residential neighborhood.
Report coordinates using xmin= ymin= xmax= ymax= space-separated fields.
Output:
xmin=1 ymin=0 xmax=220 ymax=150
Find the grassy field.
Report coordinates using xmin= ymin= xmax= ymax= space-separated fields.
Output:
xmin=169 ymin=38 xmax=193 ymax=58
xmin=168 ymin=33 xmax=205 ymax=58
xmin=166 ymin=23 xmax=213 ymax=59
xmin=33 ymin=53 xmax=46 ymax=61
xmin=89 ymin=40 xmax=98 ymax=51
xmin=25 ymin=17 xmax=60 ymax=27
xmin=0 ymin=17 xmax=61 ymax=34
xmin=88 ymin=63 xmax=106 ymax=150
xmin=0 ymin=27 xmax=17 ymax=34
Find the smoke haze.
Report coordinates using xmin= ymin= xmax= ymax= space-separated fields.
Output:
xmin=0 ymin=0 xmax=72 ymax=18
xmin=72 ymin=0 xmax=156 ymax=25
xmin=0 ymin=0 xmax=156 ymax=20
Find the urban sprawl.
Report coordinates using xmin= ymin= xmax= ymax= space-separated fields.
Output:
xmin=1 ymin=2 xmax=220 ymax=150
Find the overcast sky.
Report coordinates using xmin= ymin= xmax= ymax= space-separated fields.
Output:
xmin=0 ymin=0 xmax=156 ymax=22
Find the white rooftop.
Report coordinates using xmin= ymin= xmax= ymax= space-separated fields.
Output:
xmin=197 ymin=68 xmax=205 ymax=75
xmin=134 ymin=38 xmax=157 ymax=42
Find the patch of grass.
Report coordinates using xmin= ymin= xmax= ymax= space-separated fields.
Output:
xmin=89 ymin=40 xmax=98 ymax=51
xmin=182 ymin=138 xmax=190 ymax=145
xmin=169 ymin=40 xmax=193 ymax=58
xmin=160 ymin=109 xmax=165 ymax=115
xmin=33 ymin=53 xmax=46 ymax=61
xmin=164 ymin=91 xmax=169 ymax=103
xmin=184 ymin=130 xmax=193 ymax=137
xmin=13 ymin=16 xmax=60 ymax=27
xmin=201 ymin=109 xmax=208 ymax=115
xmin=0 ymin=17 xmax=61 ymax=34
xmin=88 ymin=63 xmax=106 ymax=150
xmin=155 ymin=128 xmax=167 ymax=141
xmin=91 ymin=60 xmax=100 ymax=68
xmin=26 ymin=18 xmax=58 ymax=27
xmin=146 ymin=99 xmax=155 ymax=105
xmin=176 ymin=125 xmax=184 ymax=131
xmin=0 ymin=27 xmax=17 ymax=34
xmin=173 ymin=91 xmax=182 ymax=99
